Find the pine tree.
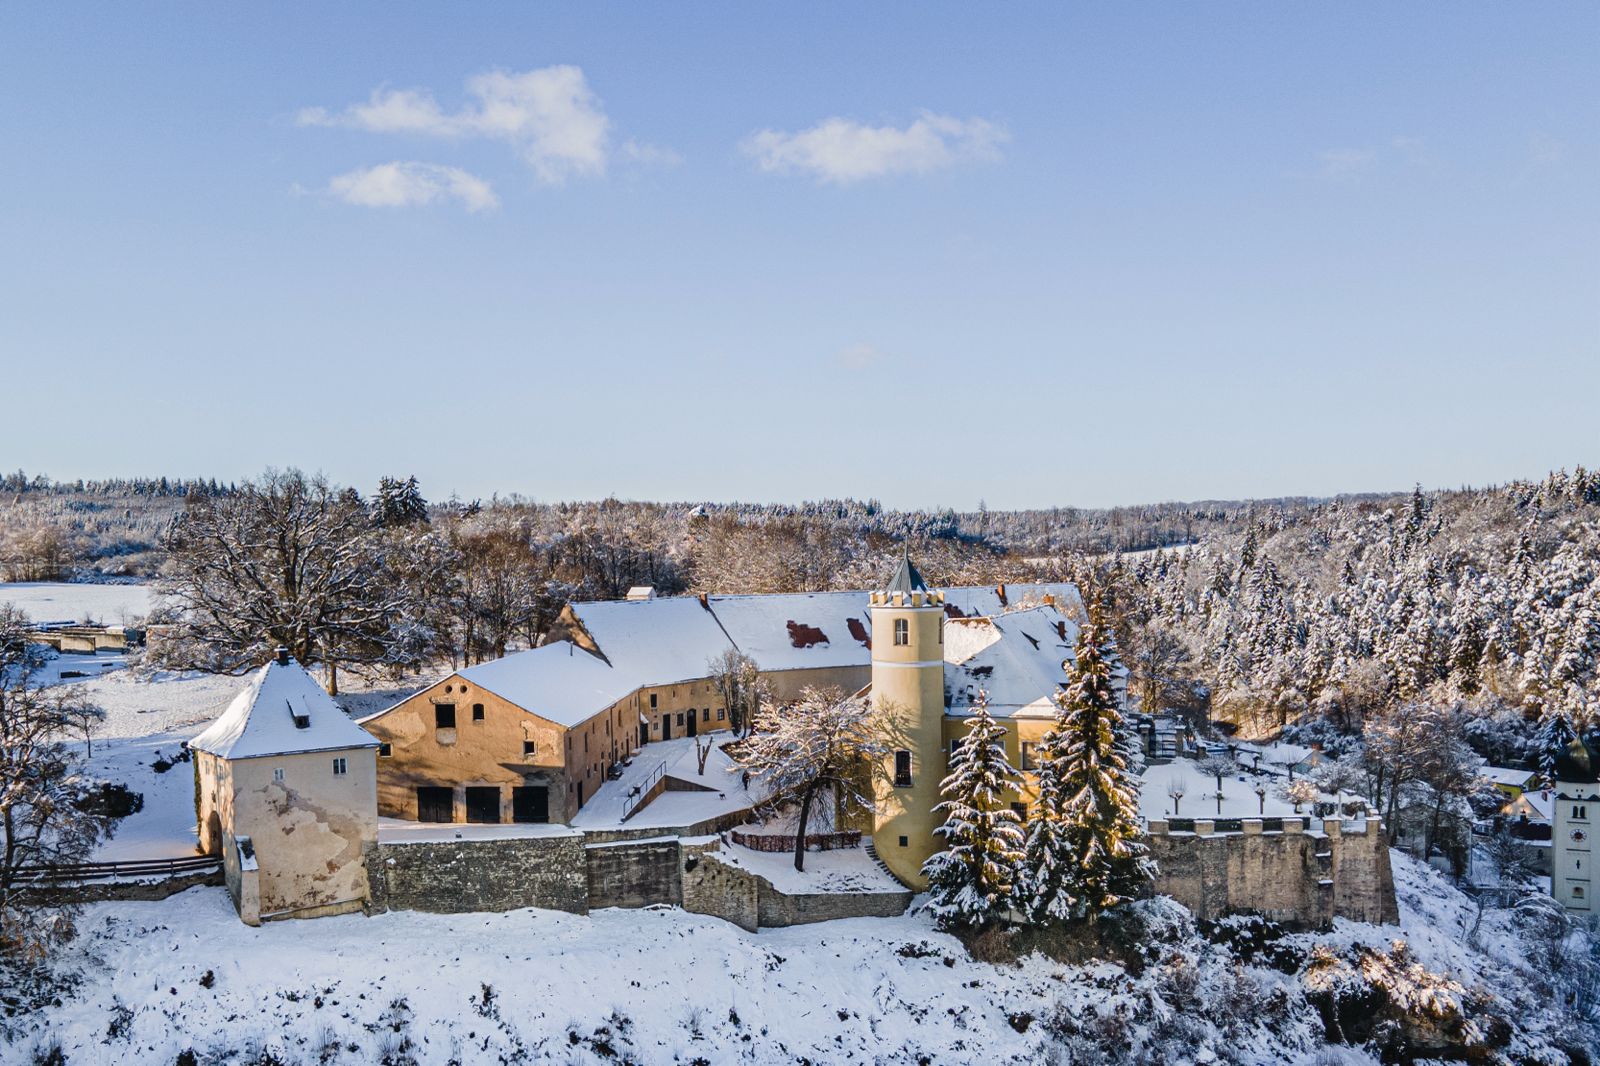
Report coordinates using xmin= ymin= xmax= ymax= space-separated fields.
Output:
xmin=1056 ymin=598 xmax=1155 ymax=921
xmin=1537 ymin=713 xmax=1577 ymax=783
xmin=923 ymin=691 xmax=1026 ymax=929
xmin=1018 ymin=702 xmax=1073 ymax=922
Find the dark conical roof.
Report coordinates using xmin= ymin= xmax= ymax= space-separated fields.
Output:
xmin=1555 ymin=735 xmax=1600 ymax=785
xmin=884 ymin=551 xmax=929 ymax=595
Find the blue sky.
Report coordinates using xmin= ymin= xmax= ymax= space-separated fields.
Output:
xmin=1 ymin=5 xmax=1595 ymax=509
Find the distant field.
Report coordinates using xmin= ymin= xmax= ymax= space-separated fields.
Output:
xmin=0 ymin=581 xmax=154 ymax=625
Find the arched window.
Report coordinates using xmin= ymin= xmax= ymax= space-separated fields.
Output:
xmin=894 ymin=618 xmax=909 ymax=646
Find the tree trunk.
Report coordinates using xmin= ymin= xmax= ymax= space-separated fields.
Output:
xmin=326 ymin=659 xmax=339 ymax=697
xmin=794 ymin=780 xmax=819 ymax=872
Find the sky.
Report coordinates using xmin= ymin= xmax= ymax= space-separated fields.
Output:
xmin=1 ymin=5 xmax=1596 ymax=510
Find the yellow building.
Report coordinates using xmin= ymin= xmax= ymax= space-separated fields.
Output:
xmin=867 ymin=557 xmax=1086 ymax=887
xmin=191 ymin=650 xmax=380 ymax=925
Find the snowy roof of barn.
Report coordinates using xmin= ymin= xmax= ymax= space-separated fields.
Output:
xmin=1504 ymin=788 xmax=1553 ymax=822
xmin=457 ymin=641 xmax=635 ymax=728
xmin=568 ymin=596 xmax=736 ymax=684
xmin=190 ymin=658 xmax=378 ymax=760
xmin=707 ymin=591 xmax=875 ymax=671
xmin=940 ymin=582 xmax=1083 ymax=620
xmin=943 ymin=605 xmax=1080 ymax=719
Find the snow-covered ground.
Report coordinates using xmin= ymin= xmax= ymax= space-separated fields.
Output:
xmin=13 ymin=849 xmax=1587 ymax=1065
xmin=1139 ymin=759 xmax=1348 ymax=822
xmin=572 ymin=735 xmax=762 ymax=831
xmin=717 ymin=840 xmax=905 ymax=894
xmin=82 ymin=730 xmax=202 ymax=860
xmin=0 ymin=581 xmax=154 ymax=625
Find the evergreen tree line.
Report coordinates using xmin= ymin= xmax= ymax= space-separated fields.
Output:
xmin=1108 ymin=469 xmax=1600 ymax=767
xmin=924 ymin=600 xmax=1154 ymax=931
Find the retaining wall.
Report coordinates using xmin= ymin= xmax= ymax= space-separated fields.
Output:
xmin=365 ymin=832 xmax=589 ymax=915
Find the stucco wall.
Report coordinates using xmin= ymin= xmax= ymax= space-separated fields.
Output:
xmin=869 ymin=592 xmax=947 ymax=888
xmin=221 ymin=748 xmax=377 ymax=920
xmin=368 ymin=831 xmax=589 ymax=915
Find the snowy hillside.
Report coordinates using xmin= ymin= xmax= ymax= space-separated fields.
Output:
xmin=8 ymin=851 xmax=1592 ymax=1065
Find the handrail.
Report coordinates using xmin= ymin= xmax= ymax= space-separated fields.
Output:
xmin=12 ymin=855 xmax=221 ymax=884
xmin=620 ymin=761 xmax=668 ymax=822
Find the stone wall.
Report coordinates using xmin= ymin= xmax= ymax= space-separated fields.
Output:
xmin=756 ymin=883 xmax=912 ymax=927
xmin=682 ymin=849 xmax=760 ymax=932
xmin=366 ymin=832 xmax=589 ymax=915
xmin=1146 ymin=816 xmax=1398 ymax=928
xmin=586 ymin=837 xmax=684 ymax=909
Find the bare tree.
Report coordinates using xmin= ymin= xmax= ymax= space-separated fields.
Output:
xmin=708 ymin=648 xmax=768 ymax=738
xmin=58 ymin=691 xmax=105 ymax=760
xmin=735 ymin=687 xmax=885 ymax=871
xmin=0 ymin=606 xmax=111 ymax=960
xmin=1166 ymin=771 xmax=1189 ymax=816
xmin=154 ymin=469 xmax=414 ymax=693
xmin=1196 ymin=752 xmax=1239 ymax=815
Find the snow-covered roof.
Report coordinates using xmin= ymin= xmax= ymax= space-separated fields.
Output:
xmin=941 ymin=582 xmax=1082 ymax=620
xmin=1504 ymin=789 xmax=1553 ymax=822
xmin=707 ymin=591 xmax=874 ymax=672
xmin=569 ymin=596 xmax=736 ymax=685
xmin=1480 ymin=765 xmax=1538 ymax=788
xmin=190 ymin=659 xmax=378 ymax=760
xmin=943 ymin=605 xmax=1080 ymax=719
xmin=457 ymin=642 xmax=636 ymax=728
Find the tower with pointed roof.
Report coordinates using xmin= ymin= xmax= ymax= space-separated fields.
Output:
xmin=191 ymin=648 xmax=379 ymax=925
xmin=1552 ymin=734 xmax=1600 ymax=912
xmin=868 ymin=552 xmax=947 ymax=888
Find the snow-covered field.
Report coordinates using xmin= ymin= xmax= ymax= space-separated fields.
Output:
xmin=0 ymin=581 xmax=154 ymax=625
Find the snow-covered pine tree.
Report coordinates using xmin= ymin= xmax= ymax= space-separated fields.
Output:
xmin=374 ymin=475 xmax=429 ymax=527
xmin=1537 ymin=713 xmax=1577 ymax=783
xmin=1018 ymin=701 xmax=1073 ymax=922
xmin=923 ymin=690 xmax=1026 ymax=929
xmin=1056 ymin=599 xmax=1155 ymax=921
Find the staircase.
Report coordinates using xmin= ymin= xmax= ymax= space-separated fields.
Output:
xmin=864 ymin=839 xmax=918 ymax=891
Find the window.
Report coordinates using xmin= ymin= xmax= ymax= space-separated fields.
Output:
xmin=1577 ymin=885 xmax=1587 ymax=899
xmin=273 ymin=767 xmax=284 ymax=783
xmin=1576 ymin=805 xmax=1589 ymax=821
xmin=702 ymin=708 xmax=710 ymax=722
xmin=948 ymin=738 xmax=964 ymax=765
xmin=898 ymin=835 xmax=909 ymax=847
xmin=650 ymin=693 xmax=658 ymax=709
xmin=435 ymin=703 xmax=456 ymax=729
xmin=677 ymin=712 xmax=685 ymax=727
xmin=894 ymin=618 xmax=909 ymax=646
xmin=1011 ymin=802 xmax=1028 ymax=819
xmin=472 ymin=703 xmax=485 ymax=722
xmin=378 ymin=743 xmax=392 ymax=758
xmin=893 ymin=750 xmax=913 ymax=788
xmin=717 ymin=708 xmax=726 ymax=721
xmin=523 ymin=739 xmax=537 ymax=756
xmin=1020 ymin=742 xmax=1036 ymax=771
xmin=333 ymin=757 xmax=347 ymax=776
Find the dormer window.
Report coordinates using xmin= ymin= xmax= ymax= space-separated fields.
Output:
xmin=894 ymin=619 xmax=909 ymax=646
xmin=287 ymin=698 xmax=310 ymax=730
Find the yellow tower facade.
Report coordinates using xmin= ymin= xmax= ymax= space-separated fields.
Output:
xmin=869 ymin=555 xmax=947 ymax=888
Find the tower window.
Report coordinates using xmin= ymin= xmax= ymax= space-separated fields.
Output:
xmin=1576 ymin=805 xmax=1588 ymax=821
xmin=893 ymin=750 xmax=913 ymax=788
xmin=894 ymin=619 xmax=909 ymax=646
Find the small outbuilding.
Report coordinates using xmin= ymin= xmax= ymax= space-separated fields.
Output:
xmin=191 ymin=648 xmax=379 ymax=925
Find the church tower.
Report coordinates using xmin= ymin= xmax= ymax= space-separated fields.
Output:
xmin=869 ymin=553 xmax=947 ymax=888
xmin=1552 ymin=734 xmax=1599 ymax=913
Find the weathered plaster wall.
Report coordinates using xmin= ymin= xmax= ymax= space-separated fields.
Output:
xmin=227 ymin=749 xmax=377 ymax=920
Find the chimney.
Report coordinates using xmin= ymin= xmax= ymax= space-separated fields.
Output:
xmin=996 ymin=583 xmax=1008 ymax=607
xmin=275 ymin=646 xmax=291 ymax=666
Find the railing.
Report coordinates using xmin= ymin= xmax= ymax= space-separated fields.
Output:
xmin=620 ymin=762 xmax=667 ymax=823
xmin=11 ymin=855 xmax=220 ymax=884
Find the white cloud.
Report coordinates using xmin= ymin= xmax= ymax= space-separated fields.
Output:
xmin=743 ymin=112 xmax=1007 ymax=184
xmin=300 ymin=66 xmax=612 ymax=184
xmin=1316 ymin=147 xmax=1378 ymax=179
xmin=327 ymin=162 xmax=499 ymax=212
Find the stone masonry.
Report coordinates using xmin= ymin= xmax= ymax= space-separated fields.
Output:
xmin=1146 ymin=816 xmax=1399 ymax=927
xmin=365 ymin=832 xmax=590 ymax=916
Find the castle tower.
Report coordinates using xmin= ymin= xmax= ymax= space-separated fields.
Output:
xmin=1552 ymin=734 xmax=1599 ymax=913
xmin=869 ymin=554 xmax=947 ymax=888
